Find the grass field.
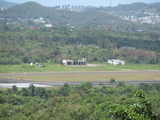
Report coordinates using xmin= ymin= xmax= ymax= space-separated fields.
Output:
xmin=0 ymin=63 xmax=160 ymax=73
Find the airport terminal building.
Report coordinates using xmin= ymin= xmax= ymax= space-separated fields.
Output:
xmin=62 ymin=58 xmax=87 ymax=65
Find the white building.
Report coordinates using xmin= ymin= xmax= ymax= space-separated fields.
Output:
xmin=45 ymin=24 xmax=52 ymax=27
xmin=30 ymin=62 xmax=33 ymax=66
xmin=63 ymin=58 xmax=87 ymax=65
xmin=108 ymin=59 xmax=125 ymax=65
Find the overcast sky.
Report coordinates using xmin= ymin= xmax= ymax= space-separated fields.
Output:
xmin=5 ymin=0 xmax=160 ymax=7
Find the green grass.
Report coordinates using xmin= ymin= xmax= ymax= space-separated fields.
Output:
xmin=0 ymin=63 xmax=160 ymax=73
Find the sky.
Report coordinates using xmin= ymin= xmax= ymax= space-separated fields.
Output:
xmin=5 ymin=0 xmax=160 ymax=7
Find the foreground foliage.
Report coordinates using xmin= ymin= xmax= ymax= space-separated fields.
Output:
xmin=0 ymin=82 xmax=160 ymax=120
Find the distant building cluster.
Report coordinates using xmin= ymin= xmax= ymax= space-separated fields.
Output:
xmin=119 ymin=12 xmax=160 ymax=24
xmin=0 ymin=7 xmax=7 ymax=11
xmin=1 ymin=17 xmax=53 ymax=28
xmin=56 ymin=5 xmax=83 ymax=12
xmin=34 ymin=17 xmax=46 ymax=23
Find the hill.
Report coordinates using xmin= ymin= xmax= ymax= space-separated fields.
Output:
xmin=85 ymin=2 xmax=160 ymax=13
xmin=0 ymin=0 xmax=18 ymax=8
xmin=84 ymin=2 xmax=160 ymax=25
xmin=110 ymin=2 xmax=160 ymax=12
xmin=0 ymin=2 xmax=132 ymax=26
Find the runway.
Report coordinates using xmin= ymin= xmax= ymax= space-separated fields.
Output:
xmin=0 ymin=70 xmax=160 ymax=76
xmin=0 ymin=71 xmax=160 ymax=88
xmin=0 ymin=77 xmax=160 ymax=88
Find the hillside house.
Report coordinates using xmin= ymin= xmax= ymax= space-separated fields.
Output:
xmin=45 ymin=24 xmax=52 ymax=27
xmin=108 ymin=59 xmax=125 ymax=65
xmin=0 ymin=7 xmax=7 ymax=11
xmin=63 ymin=58 xmax=87 ymax=65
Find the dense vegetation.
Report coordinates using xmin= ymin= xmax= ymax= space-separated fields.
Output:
xmin=0 ymin=25 xmax=160 ymax=65
xmin=0 ymin=82 xmax=160 ymax=119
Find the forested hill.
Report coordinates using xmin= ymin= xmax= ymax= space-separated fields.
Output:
xmin=0 ymin=2 xmax=132 ymax=26
xmin=0 ymin=0 xmax=18 ymax=8
xmin=85 ymin=2 xmax=160 ymax=13
xmin=0 ymin=2 xmax=55 ymax=18
xmin=111 ymin=2 xmax=160 ymax=12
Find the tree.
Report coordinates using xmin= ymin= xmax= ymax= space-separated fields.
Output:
xmin=2 ymin=25 xmax=9 ymax=30
xmin=7 ymin=88 xmax=12 ymax=94
xmin=74 ymin=81 xmax=92 ymax=94
xmin=58 ymin=83 xmax=70 ymax=96
xmin=117 ymin=81 xmax=126 ymax=87
xmin=109 ymin=78 xmax=116 ymax=85
xmin=109 ymin=91 xmax=157 ymax=120
xmin=35 ymin=87 xmax=46 ymax=98
xmin=139 ymin=83 xmax=152 ymax=92
xmin=29 ymin=84 xmax=35 ymax=97
xmin=21 ymin=88 xmax=29 ymax=96
xmin=12 ymin=85 xmax=18 ymax=94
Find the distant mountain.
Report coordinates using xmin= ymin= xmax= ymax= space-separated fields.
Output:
xmin=0 ymin=0 xmax=18 ymax=8
xmin=0 ymin=2 xmax=132 ymax=26
xmin=0 ymin=2 xmax=53 ymax=18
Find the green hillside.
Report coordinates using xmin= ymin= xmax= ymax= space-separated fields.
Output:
xmin=0 ymin=2 xmax=57 ymax=18
xmin=0 ymin=0 xmax=18 ymax=8
xmin=0 ymin=2 xmax=132 ymax=26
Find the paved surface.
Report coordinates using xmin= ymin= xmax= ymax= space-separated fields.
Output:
xmin=0 ymin=70 xmax=160 ymax=76
xmin=0 ymin=71 xmax=160 ymax=88
xmin=0 ymin=78 xmax=160 ymax=88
